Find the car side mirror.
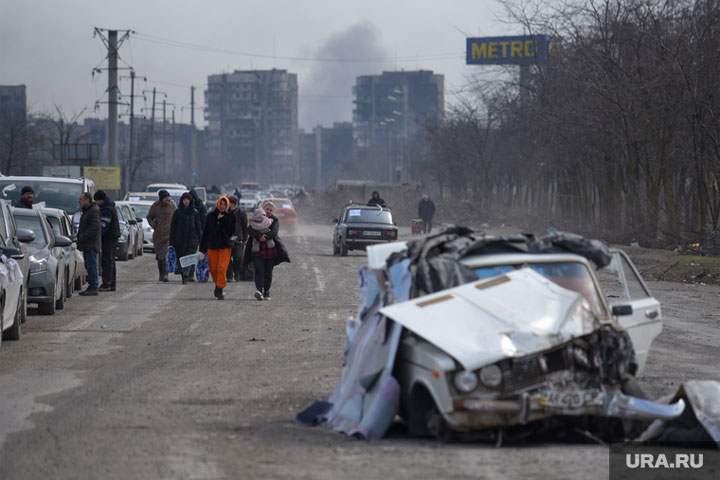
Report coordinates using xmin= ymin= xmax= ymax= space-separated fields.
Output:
xmin=1 ymin=246 xmax=24 ymax=259
xmin=612 ymin=305 xmax=633 ymax=316
xmin=331 ymin=218 xmax=338 ymax=223
xmin=129 ymin=219 xmax=137 ymax=225
xmin=54 ymin=235 xmax=73 ymax=248
xmin=15 ymin=228 xmax=35 ymax=243
xmin=136 ymin=217 xmax=143 ymax=223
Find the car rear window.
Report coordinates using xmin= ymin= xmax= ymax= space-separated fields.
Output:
xmin=345 ymin=208 xmax=393 ymax=224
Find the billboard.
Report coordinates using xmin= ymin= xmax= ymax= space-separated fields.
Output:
xmin=466 ymin=35 xmax=550 ymax=65
xmin=84 ymin=166 xmax=121 ymax=190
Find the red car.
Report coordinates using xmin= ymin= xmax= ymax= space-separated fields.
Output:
xmin=259 ymin=197 xmax=298 ymax=232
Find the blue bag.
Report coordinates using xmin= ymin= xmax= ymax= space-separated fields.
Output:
xmin=166 ymin=246 xmax=178 ymax=273
xmin=196 ymin=255 xmax=210 ymax=282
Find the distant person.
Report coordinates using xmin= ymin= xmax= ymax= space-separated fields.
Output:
xmin=76 ymin=192 xmax=101 ymax=296
xmin=418 ymin=194 xmax=436 ymax=234
xmin=189 ymin=189 xmax=207 ymax=229
xmin=94 ymin=190 xmax=121 ymax=292
xmin=199 ymin=196 xmax=236 ymax=300
xmin=367 ymin=191 xmax=386 ymax=207
xmin=16 ymin=186 xmax=34 ymax=208
xmin=226 ymin=195 xmax=248 ymax=282
xmin=147 ymin=190 xmax=177 ymax=282
xmin=243 ymin=201 xmax=290 ymax=301
xmin=170 ymin=192 xmax=202 ymax=284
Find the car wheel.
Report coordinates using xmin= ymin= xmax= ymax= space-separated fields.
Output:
xmin=74 ymin=274 xmax=82 ymax=291
xmin=128 ymin=245 xmax=135 ymax=260
xmin=2 ymin=291 xmax=23 ymax=341
xmin=55 ymin=277 xmax=65 ymax=310
xmin=137 ymin=243 xmax=143 ymax=256
xmin=66 ymin=270 xmax=73 ymax=299
xmin=332 ymin=240 xmax=339 ymax=256
xmin=118 ymin=243 xmax=129 ymax=261
xmin=340 ymin=241 xmax=348 ymax=257
xmin=20 ymin=283 xmax=28 ymax=324
xmin=38 ymin=289 xmax=56 ymax=315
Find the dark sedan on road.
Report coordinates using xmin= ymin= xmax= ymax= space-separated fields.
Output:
xmin=12 ymin=208 xmax=72 ymax=315
xmin=332 ymin=204 xmax=398 ymax=256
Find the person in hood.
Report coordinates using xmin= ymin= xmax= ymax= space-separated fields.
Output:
xmin=189 ymin=188 xmax=207 ymax=229
xmin=170 ymin=192 xmax=202 ymax=284
xmin=226 ymin=195 xmax=249 ymax=282
xmin=243 ymin=201 xmax=290 ymax=301
xmin=147 ymin=189 xmax=177 ymax=282
xmin=199 ymin=196 xmax=236 ymax=300
xmin=76 ymin=192 xmax=101 ymax=296
xmin=418 ymin=194 xmax=436 ymax=234
xmin=16 ymin=186 xmax=34 ymax=209
xmin=367 ymin=191 xmax=386 ymax=207
xmin=94 ymin=190 xmax=121 ymax=292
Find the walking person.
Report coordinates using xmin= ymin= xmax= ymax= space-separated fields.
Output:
xmin=76 ymin=192 xmax=101 ymax=296
xmin=418 ymin=194 xmax=436 ymax=234
xmin=199 ymin=196 xmax=236 ymax=300
xmin=189 ymin=188 xmax=207 ymax=229
xmin=367 ymin=190 xmax=386 ymax=207
xmin=147 ymin=190 xmax=177 ymax=282
xmin=170 ymin=192 xmax=202 ymax=285
xmin=243 ymin=201 xmax=290 ymax=301
xmin=225 ymin=195 xmax=248 ymax=283
xmin=16 ymin=186 xmax=34 ymax=209
xmin=94 ymin=190 xmax=121 ymax=292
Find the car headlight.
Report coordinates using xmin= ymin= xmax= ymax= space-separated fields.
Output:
xmin=479 ymin=365 xmax=503 ymax=388
xmin=30 ymin=256 xmax=48 ymax=273
xmin=453 ymin=370 xmax=479 ymax=393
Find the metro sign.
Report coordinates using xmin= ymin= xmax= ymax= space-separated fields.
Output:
xmin=466 ymin=35 xmax=550 ymax=65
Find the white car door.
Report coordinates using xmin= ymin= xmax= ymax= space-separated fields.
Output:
xmin=596 ymin=249 xmax=662 ymax=376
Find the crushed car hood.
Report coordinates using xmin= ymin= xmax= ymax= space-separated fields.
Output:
xmin=380 ymin=268 xmax=598 ymax=371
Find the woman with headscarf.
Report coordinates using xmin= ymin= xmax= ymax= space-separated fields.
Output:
xmin=170 ymin=192 xmax=202 ymax=284
xmin=243 ymin=201 xmax=290 ymax=301
xmin=199 ymin=196 xmax=236 ymax=300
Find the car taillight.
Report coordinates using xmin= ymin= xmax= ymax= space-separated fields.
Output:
xmin=348 ymin=229 xmax=360 ymax=236
xmin=383 ymin=231 xmax=396 ymax=237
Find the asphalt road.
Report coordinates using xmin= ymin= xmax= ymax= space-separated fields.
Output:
xmin=0 ymin=225 xmax=718 ymax=479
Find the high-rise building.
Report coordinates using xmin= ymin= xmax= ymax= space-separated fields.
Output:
xmin=205 ymin=69 xmax=298 ymax=185
xmin=298 ymin=122 xmax=353 ymax=188
xmin=0 ymin=85 xmax=26 ymax=117
xmin=0 ymin=85 xmax=28 ymax=174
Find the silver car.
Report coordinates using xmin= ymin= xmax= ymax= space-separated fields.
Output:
xmin=12 ymin=208 xmax=72 ymax=315
xmin=42 ymin=207 xmax=86 ymax=297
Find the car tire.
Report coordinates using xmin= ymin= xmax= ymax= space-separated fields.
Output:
xmin=118 ymin=242 xmax=129 ymax=261
xmin=38 ymin=295 xmax=56 ymax=315
xmin=74 ymin=274 xmax=82 ymax=291
xmin=3 ymin=292 xmax=22 ymax=341
xmin=66 ymin=270 xmax=73 ymax=299
xmin=128 ymin=245 xmax=135 ymax=260
xmin=137 ymin=243 xmax=143 ymax=256
xmin=332 ymin=241 xmax=339 ymax=256
xmin=340 ymin=242 xmax=348 ymax=257
xmin=55 ymin=278 xmax=65 ymax=310
xmin=20 ymin=283 xmax=28 ymax=324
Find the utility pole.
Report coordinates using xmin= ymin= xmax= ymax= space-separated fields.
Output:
xmin=190 ymin=85 xmax=197 ymax=185
xmin=127 ymin=69 xmax=134 ymax=191
xmin=162 ymin=99 xmax=166 ymax=177
xmin=171 ymin=109 xmax=176 ymax=174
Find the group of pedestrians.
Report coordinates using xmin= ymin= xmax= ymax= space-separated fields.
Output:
xmin=146 ymin=190 xmax=289 ymax=301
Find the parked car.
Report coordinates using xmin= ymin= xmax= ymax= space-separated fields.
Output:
xmin=41 ymin=207 xmax=86 ymax=298
xmin=12 ymin=208 xmax=72 ymax=315
xmin=123 ymin=200 xmax=154 ymax=252
xmin=116 ymin=202 xmax=144 ymax=257
xmin=114 ymin=206 xmax=133 ymax=261
xmin=332 ymin=204 xmax=398 ymax=256
xmin=256 ymin=197 xmax=297 ymax=233
xmin=0 ymin=199 xmax=34 ymax=345
xmin=0 ymin=176 xmax=96 ymax=216
xmin=124 ymin=192 xmax=158 ymax=202
xmin=239 ymin=193 xmax=261 ymax=213
xmin=145 ymin=183 xmax=187 ymax=192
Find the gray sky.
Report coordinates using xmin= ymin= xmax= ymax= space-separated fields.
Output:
xmin=0 ymin=0 xmax=514 ymax=129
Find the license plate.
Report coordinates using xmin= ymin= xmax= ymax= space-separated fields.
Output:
xmin=541 ymin=389 xmax=603 ymax=409
xmin=363 ymin=231 xmax=381 ymax=236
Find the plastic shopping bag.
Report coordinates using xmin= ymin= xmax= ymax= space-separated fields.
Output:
xmin=166 ymin=246 xmax=178 ymax=274
xmin=196 ymin=255 xmax=210 ymax=283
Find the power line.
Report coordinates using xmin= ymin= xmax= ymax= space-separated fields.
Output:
xmin=132 ymin=32 xmax=462 ymax=63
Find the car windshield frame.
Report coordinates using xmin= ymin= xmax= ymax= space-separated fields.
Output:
xmin=344 ymin=207 xmax=393 ymax=225
xmin=473 ymin=259 xmax=609 ymax=318
xmin=0 ymin=180 xmax=83 ymax=214
xmin=128 ymin=203 xmax=152 ymax=218
xmin=14 ymin=214 xmax=49 ymax=248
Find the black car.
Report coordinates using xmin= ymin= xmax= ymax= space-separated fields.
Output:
xmin=332 ymin=204 xmax=398 ymax=256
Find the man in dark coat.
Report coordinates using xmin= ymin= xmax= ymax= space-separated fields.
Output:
xmin=16 ymin=186 xmax=34 ymax=209
xmin=147 ymin=190 xmax=177 ymax=282
xmin=418 ymin=194 xmax=436 ymax=234
xmin=170 ymin=192 xmax=202 ymax=284
xmin=94 ymin=190 xmax=121 ymax=292
xmin=77 ymin=192 xmax=102 ymax=296
xmin=189 ymin=188 xmax=207 ymax=229
xmin=226 ymin=195 xmax=248 ymax=282
xmin=367 ymin=191 xmax=386 ymax=207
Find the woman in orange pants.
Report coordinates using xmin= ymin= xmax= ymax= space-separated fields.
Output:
xmin=199 ymin=196 xmax=236 ymax=299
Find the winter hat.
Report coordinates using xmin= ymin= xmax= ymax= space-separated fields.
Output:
xmin=94 ymin=190 xmax=108 ymax=202
xmin=21 ymin=186 xmax=33 ymax=195
xmin=158 ymin=190 xmax=170 ymax=200
xmin=180 ymin=192 xmax=193 ymax=205
xmin=249 ymin=209 xmax=272 ymax=231
xmin=228 ymin=195 xmax=238 ymax=205
xmin=216 ymin=195 xmax=230 ymax=210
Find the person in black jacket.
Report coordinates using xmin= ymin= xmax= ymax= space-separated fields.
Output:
xmin=226 ymin=195 xmax=249 ymax=282
xmin=94 ymin=190 xmax=121 ymax=292
xmin=189 ymin=188 xmax=207 ymax=229
xmin=16 ymin=186 xmax=34 ymax=209
xmin=418 ymin=194 xmax=436 ymax=234
xmin=199 ymin=196 xmax=236 ymax=300
xmin=367 ymin=191 xmax=386 ymax=207
xmin=243 ymin=201 xmax=290 ymax=301
xmin=77 ymin=192 xmax=102 ymax=296
xmin=170 ymin=192 xmax=202 ymax=284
